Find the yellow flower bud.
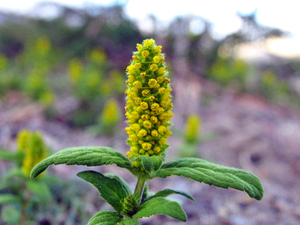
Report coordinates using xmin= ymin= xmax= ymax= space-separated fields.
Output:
xmin=158 ymin=126 xmax=167 ymax=134
xmin=151 ymin=103 xmax=160 ymax=111
xmin=157 ymin=67 xmax=165 ymax=74
xmin=133 ymin=81 xmax=142 ymax=89
xmin=137 ymin=44 xmax=143 ymax=51
xmin=129 ymin=134 xmax=138 ymax=142
xmin=142 ymin=89 xmax=150 ymax=96
xmin=138 ymin=129 xmax=147 ymax=138
xmin=134 ymin=63 xmax=142 ymax=69
xmin=150 ymin=64 xmax=158 ymax=72
xmin=142 ymin=50 xmax=149 ymax=58
xmin=151 ymin=130 xmax=159 ymax=138
xmin=148 ymin=79 xmax=157 ymax=88
xmin=143 ymin=120 xmax=152 ymax=129
xmin=142 ymin=142 xmax=152 ymax=150
xmin=130 ymin=147 xmax=139 ymax=153
xmin=140 ymin=102 xmax=149 ymax=110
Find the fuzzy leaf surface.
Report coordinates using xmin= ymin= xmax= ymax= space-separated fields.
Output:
xmin=105 ymin=173 xmax=132 ymax=195
xmin=118 ymin=219 xmax=140 ymax=225
xmin=146 ymin=189 xmax=195 ymax=202
xmin=87 ymin=211 xmax=123 ymax=225
xmin=156 ymin=158 xmax=264 ymax=200
xmin=133 ymin=197 xmax=187 ymax=222
xmin=77 ymin=171 xmax=128 ymax=212
xmin=139 ymin=155 xmax=163 ymax=178
xmin=30 ymin=146 xmax=131 ymax=179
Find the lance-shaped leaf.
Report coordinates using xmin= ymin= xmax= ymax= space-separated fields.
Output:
xmin=133 ymin=197 xmax=187 ymax=222
xmin=105 ymin=173 xmax=132 ymax=195
xmin=139 ymin=155 xmax=163 ymax=178
xmin=87 ymin=211 xmax=123 ymax=225
xmin=77 ymin=171 xmax=129 ymax=212
xmin=156 ymin=158 xmax=264 ymax=200
xmin=146 ymin=189 xmax=195 ymax=202
xmin=118 ymin=219 xmax=140 ymax=225
xmin=30 ymin=147 xmax=131 ymax=179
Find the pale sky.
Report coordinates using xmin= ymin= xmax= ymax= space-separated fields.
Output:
xmin=1 ymin=0 xmax=300 ymax=57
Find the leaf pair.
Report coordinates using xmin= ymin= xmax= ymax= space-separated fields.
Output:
xmin=30 ymin=146 xmax=263 ymax=201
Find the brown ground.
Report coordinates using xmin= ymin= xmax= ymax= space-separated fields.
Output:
xmin=1 ymin=75 xmax=300 ymax=224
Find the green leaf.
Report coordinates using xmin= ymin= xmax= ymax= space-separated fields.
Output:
xmin=139 ymin=155 xmax=163 ymax=178
xmin=156 ymin=158 xmax=264 ymax=200
xmin=26 ymin=180 xmax=51 ymax=203
xmin=105 ymin=173 xmax=132 ymax=195
xmin=0 ymin=149 xmax=16 ymax=161
xmin=87 ymin=211 xmax=123 ymax=225
xmin=77 ymin=170 xmax=129 ymax=212
xmin=0 ymin=194 xmax=20 ymax=205
xmin=30 ymin=146 xmax=131 ymax=179
xmin=118 ymin=219 xmax=140 ymax=225
xmin=133 ymin=197 xmax=187 ymax=222
xmin=146 ymin=189 xmax=195 ymax=202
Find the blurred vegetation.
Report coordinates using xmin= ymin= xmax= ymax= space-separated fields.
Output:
xmin=0 ymin=2 xmax=299 ymax=124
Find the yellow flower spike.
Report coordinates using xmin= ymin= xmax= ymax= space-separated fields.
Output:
xmin=17 ymin=130 xmax=48 ymax=178
xmin=142 ymin=50 xmax=150 ymax=58
xmin=150 ymin=64 xmax=158 ymax=72
xmin=125 ymin=39 xmax=172 ymax=159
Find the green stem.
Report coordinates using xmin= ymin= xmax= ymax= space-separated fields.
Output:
xmin=134 ymin=176 xmax=146 ymax=203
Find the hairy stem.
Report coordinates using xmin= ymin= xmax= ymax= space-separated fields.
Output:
xmin=134 ymin=176 xmax=146 ymax=203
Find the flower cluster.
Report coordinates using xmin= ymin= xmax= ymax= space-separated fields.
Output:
xmin=17 ymin=130 xmax=48 ymax=177
xmin=125 ymin=39 xmax=173 ymax=159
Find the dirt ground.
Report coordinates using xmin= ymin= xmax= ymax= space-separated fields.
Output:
xmin=1 ymin=75 xmax=300 ymax=224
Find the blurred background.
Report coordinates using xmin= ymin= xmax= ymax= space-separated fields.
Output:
xmin=0 ymin=0 xmax=300 ymax=224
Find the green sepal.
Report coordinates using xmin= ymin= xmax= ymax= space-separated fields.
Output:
xmin=146 ymin=189 xmax=195 ymax=202
xmin=77 ymin=170 xmax=129 ymax=212
xmin=0 ymin=194 xmax=20 ymax=205
xmin=138 ymin=155 xmax=163 ymax=178
xmin=156 ymin=158 xmax=264 ymax=200
xmin=30 ymin=146 xmax=131 ymax=179
xmin=133 ymin=197 xmax=187 ymax=222
xmin=87 ymin=211 xmax=123 ymax=225
xmin=118 ymin=219 xmax=140 ymax=225
xmin=26 ymin=180 xmax=51 ymax=203
xmin=0 ymin=149 xmax=16 ymax=161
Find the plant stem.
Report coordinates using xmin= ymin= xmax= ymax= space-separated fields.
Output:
xmin=134 ymin=176 xmax=146 ymax=203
